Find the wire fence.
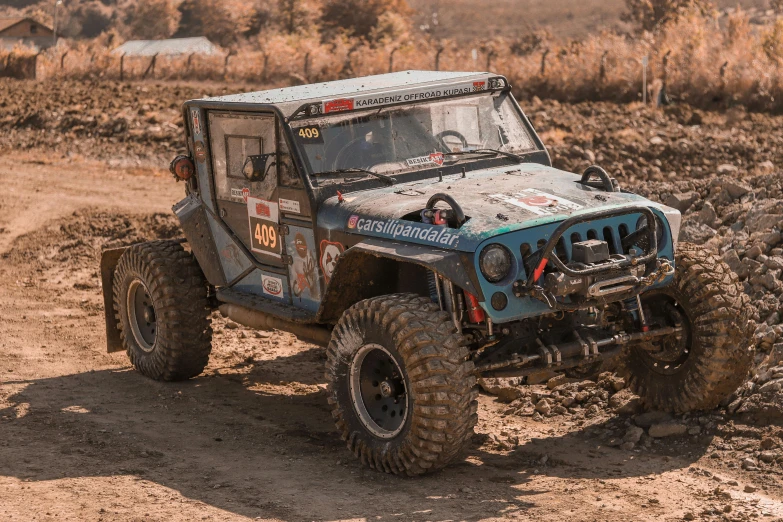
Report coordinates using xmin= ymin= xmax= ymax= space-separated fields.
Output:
xmin=2 ymin=12 xmax=783 ymax=112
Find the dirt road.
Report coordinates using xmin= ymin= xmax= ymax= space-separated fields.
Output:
xmin=0 ymin=154 xmax=781 ymax=521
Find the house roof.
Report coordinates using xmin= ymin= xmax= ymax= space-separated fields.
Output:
xmin=111 ymin=36 xmax=221 ymax=57
xmin=0 ymin=17 xmax=52 ymax=34
xmin=196 ymin=70 xmax=498 ymax=117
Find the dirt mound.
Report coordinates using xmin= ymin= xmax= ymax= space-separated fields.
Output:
xmin=4 ymin=79 xmax=783 ymax=177
xmin=0 ymin=79 xmax=246 ymax=164
xmin=6 ymin=209 xmax=181 ymax=271
xmin=526 ymin=99 xmax=783 ymax=185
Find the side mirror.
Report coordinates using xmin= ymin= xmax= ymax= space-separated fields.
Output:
xmin=243 ymin=154 xmax=274 ymax=182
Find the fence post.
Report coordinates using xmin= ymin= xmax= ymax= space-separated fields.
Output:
xmin=389 ymin=46 xmax=399 ymax=73
xmin=540 ymin=48 xmax=550 ymax=76
xmin=720 ymin=60 xmax=728 ymax=93
xmin=142 ymin=53 xmax=157 ymax=79
xmin=223 ymin=52 xmax=231 ymax=79
xmin=658 ymin=50 xmax=672 ymax=106
xmin=303 ymin=51 xmax=310 ymax=81
xmin=186 ymin=52 xmax=195 ymax=72
xmin=60 ymin=51 xmax=68 ymax=70
xmin=434 ymin=45 xmax=444 ymax=71
xmin=599 ymin=50 xmax=608 ymax=82
xmin=486 ymin=49 xmax=495 ymax=71
xmin=261 ymin=52 xmax=269 ymax=82
xmin=120 ymin=53 xmax=125 ymax=81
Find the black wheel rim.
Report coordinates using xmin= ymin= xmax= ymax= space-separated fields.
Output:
xmin=127 ymin=279 xmax=157 ymax=352
xmin=635 ymin=293 xmax=693 ymax=374
xmin=349 ymin=344 xmax=409 ymax=439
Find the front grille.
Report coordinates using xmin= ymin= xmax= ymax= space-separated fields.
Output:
xmin=520 ymin=216 xmax=642 ymax=274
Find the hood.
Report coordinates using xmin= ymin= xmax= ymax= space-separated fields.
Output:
xmin=318 ymin=163 xmax=663 ymax=252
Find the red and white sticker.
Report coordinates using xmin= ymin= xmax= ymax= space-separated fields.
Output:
xmin=279 ymin=198 xmax=301 ymax=214
xmin=247 ymin=196 xmax=280 ymax=257
xmin=406 ymin=152 xmax=444 ymax=168
xmin=490 ymin=189 xmax=583 ymax=216
xmin=230 ymin=187 xmax=250 ymax=203
xmin=323 ymin=98 xmax=354 ymax=113
xmin=319 ymin=240 xmax=343 ymax=284
xmin=321 ymin=77 xmax=491 ymax=114
xmin=191 ymin=109 xmax=201 ymax=135
xmin=261 ymin=274 xmax=284 ymax=297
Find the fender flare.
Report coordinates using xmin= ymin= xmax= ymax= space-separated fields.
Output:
xmin=316 ymin=237 xmax=482 ymax=323
xmin=100 ymin=246 xmax=129 ymax=353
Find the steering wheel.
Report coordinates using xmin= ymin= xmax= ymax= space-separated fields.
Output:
xmin=435 ymin=130 xmax=469 ymax=152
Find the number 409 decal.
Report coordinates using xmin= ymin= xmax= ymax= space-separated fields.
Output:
xmin=254 ymin=222 xmax=277 ymax=249
xmin=246 ymin=196 xmax=281 ymax=258
xmin=296 ymin=126 xmax=324 ymax=144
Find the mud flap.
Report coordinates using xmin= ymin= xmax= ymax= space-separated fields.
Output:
xmin=100 ymin=247 xmax=128 ymax=353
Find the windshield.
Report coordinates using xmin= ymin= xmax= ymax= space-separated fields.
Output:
xmin=290 ymin=92 xmax=537 ymax=178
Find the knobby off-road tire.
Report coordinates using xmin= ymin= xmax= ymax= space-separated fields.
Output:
xmin=113 ymin=240 xmax=213 ymax=381
xmin=326 ymin=293 xmax=478 ymax=476
xmin=623 ymin=242 xmax=754 ymax=412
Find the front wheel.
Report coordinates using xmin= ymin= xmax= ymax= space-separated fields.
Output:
xmin=325 ymin=294 xmax=478 ymax=476
xmin=622 ymin=243 xmax=754 ymax=412
xmin=113 ymin=240 xmax=213 ymax=381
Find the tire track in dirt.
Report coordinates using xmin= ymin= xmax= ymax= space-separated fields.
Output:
xmin=1 ymin=154 xmax=782 ymax=520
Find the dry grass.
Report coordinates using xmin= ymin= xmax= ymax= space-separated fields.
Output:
xmin=5 ymin=9 xmax=783 ymax=112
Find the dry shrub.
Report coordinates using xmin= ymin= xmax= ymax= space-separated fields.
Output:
xmin=19 ymin=9 xmax=783 ymax=112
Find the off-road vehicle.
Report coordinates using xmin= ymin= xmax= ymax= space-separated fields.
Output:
xmin=101 ymin=71 xmax=754 ymax=476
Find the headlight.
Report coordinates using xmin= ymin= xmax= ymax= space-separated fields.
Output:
xmin=480 ymin=244 xmax=513 ymax=283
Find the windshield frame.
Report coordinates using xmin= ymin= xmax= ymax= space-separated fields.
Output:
xmin=286 ymin=89 xmax=546 ymax=186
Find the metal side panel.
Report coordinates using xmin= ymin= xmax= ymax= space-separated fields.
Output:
xmin=206 ymin=210 xmax=254 ymax=283
xmin=233 ymin=269 xmax=291 ymax=304
xmin=173 ymin=195 xmax=227 ymax=287
xmin=285 ymin=225 xmax=321 ymax=313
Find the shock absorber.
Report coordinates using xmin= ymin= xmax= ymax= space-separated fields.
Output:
xmin=624 ymin=295 xmax=649 ymax=332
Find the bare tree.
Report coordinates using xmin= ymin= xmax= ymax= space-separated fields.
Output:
xmin=125 ymin=0 xmax=179 ymax=40
xmin=623 ymin=0 xmax=714 ymax=32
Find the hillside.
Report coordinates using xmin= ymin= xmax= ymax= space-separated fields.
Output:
xmin=0 ymin=0 xmax=773 ymax=41
xmin=409 ymin=0 xmax=770 ymax=39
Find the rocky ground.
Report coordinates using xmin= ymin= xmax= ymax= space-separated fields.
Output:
xmin=2 ymin=79 xmax=783 ymax=520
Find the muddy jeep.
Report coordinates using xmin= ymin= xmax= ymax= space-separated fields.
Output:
xmin=101 ymin=71 xmax=754 ymax=476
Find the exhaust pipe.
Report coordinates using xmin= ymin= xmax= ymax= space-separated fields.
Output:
xmin=218 ymin=303 xmax=333 ymax=347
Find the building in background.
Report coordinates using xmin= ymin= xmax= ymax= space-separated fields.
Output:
xmin=0 ymin=17 xmax=54 ymax=52
xmin=111 ymin=36 xmax=221 ymax=57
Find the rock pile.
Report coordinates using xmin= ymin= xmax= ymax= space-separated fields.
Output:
xmin=634 ymin=174 xmax=783 ymax=346
xmin=480 ymin=372 xmax=641 ymax=423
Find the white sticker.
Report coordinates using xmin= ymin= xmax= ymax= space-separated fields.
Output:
xmin=261 ymin=274 xmax=284 ymax=297
xmin=406 ymin=152 xmax=444 ymax=168
xmin=490 ymin=189 xmax=583 ymax=216
xmin=322 ymin=77 xmax=490 ymax=113
xmin=279 ymin=198 xmax=301 ymax=214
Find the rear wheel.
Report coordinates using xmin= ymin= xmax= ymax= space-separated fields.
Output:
xmin=326 ymin=293 xmax=478 ymax=476
xmin=113 ymin=240 xmax=213 ymax=381
xmin=622 ymin=243 xmax=754 ymax=412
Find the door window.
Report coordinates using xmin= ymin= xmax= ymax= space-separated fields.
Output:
xmin=209 ymin=112 xmax=278 ymax=201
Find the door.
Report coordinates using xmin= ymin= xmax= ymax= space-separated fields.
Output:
xmin=208 ymin=111 xmax=321 ymax=312
xmin=209 ymin=111 xmax=284 ymax=267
